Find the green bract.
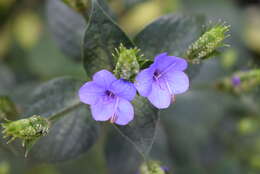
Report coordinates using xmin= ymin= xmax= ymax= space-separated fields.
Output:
xmin=1 ymin=115 xmax=50 ymax=145
xmin=185 ymin=23 xmax=230 ymax=63
xmin=113 ymin=44 xmax=141 ymax=81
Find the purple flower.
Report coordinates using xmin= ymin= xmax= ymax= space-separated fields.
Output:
xmin=231 ymin=76 xmax=241 ymax=87
xmin=134 ymin=53 xmax=189 ymax=109
xmin=78 ymin=70 xmax=136 ymax=125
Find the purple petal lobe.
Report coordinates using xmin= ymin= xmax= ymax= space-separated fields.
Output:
xmin=90 ymin=97 xmax=115 ymax=121
xmin=147 ymin=82 xmax=171 ymax=109
xmin=115 ymin=98 xmax=134 ymax=125
xmin=165 ymin=71 xmax=189 ymax=94
xmin=110 ymin=79 xmax=136 ymax=101
xmin=154 ymin=53 xmax=188 ymax=72
xmin=134 ymin=68 xmax=154 ymax=97
xmin=93 ymin=70 xmax=116 ymax=88
xmin=78 ymin=82 xmax=105 ymax=105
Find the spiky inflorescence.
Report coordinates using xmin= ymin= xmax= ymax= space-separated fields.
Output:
xmin=185 ymin=22 xmax=230 ymax=63
xmin=215 ymin=69 xmax=260 ymax=94
xmin=1 ymin=115 xmax=50 ymax=145
xmin=113 ymin=44 xmax=143 ymax=81
xmin=0 ymin=96 xmax=17 ymax=121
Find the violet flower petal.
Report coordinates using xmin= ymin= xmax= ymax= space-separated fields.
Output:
xmin=93 ymin=69 xmax=117 ymax=88
xmin=147 ymin=82 xmax=171 ymax=109
xmin=90 ymin=97 xmax=115 ymax=121
xmin=134 ymin=68 xmax=154 ymax=97
xmin=155 ymin=54 xmax=188 ymax=72
xmin=110 ymin=79 xmax=136 ymax=101
xmin=78 ymin=81 xmax=105 ymax=105
xmin=165 ymin=71 xmax=189 ymax=94
xmin=114 ymin=98 xmax=134 ymax=125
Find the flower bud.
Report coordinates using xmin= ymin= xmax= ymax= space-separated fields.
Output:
xmin=139 ymin=161 xmax=167 ymax=174
xmin=215 ymin=69 xmax=260 ymax=94
xmin=62 ymin=0 xmax=89 ymax=14
xmin=0 ymin=96 xmax=17 ymax=121
xmin=185 ymin=23 xmax=230 ymax=63
xmin=113 ymin=44 xmax=142 ymax=81
xmin=1 ymin=115 xmax=50 ymax=145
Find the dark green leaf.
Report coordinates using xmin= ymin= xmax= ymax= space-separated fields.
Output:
xmin=24 ymin=77 xmax=99 ymax=162
xmin=0 ymin=64 xmax=15 ymax=95
xmin=105 ymin=123 xmax=171 ymax=174
xmin=134 ymin=14 xmax=206 ymax=78
xmin=150 ymin=124 xmax=173 ymax=166
xmin=46 ymin=0 xmax=87 ymax=61
xmin=26 ymin=33 xmax=86 ymax=79
xmin=46 ymin=0 xmax=116 ymax=62
xmin=105 ymin=129 xmax=142 ymax=174
xmin=115 ymin=96 xmax=159 ymax=157
xmin=82 ymin=0 xmax=134 ymax=76
xmin=160 ymin=89 xmax=246 ymax=169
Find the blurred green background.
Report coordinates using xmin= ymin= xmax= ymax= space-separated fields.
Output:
xmin=1 ymin=0 xmax=260 ymax=173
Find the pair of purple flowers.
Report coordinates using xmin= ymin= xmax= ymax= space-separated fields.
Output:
xmin=79 ymin=53 xmax=189 ymax=125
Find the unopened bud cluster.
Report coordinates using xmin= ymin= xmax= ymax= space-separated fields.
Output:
xmin=216 ymin=69 xmax=260 ymax=94
xmin=113 ymin=44 xmax=142 ymax=81
xmin=186 ymin=23 xmax=230 ymax=63
xmin=1 ymin=115 xmax=50 ymax=145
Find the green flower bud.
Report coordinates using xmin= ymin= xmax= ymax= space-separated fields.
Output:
xmin=113 ymin=44 xmax=142 ymax=81
xmin=1 ymin=115 xmax=50 ymax=145
xmin=62 ymin=0 xmax=89 ymax=14
xmin=0 ymin=96 xmax=17 ymax=121
xmin=139 ymin=161 xmax=166 ymax=174
xmin=185 ymin=23 xmax=230 ymax=63
xmin=215 ymin=69 xmax=260 ymax=94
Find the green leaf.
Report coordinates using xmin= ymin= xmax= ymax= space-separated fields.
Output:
xmin=82 ymin=0 xmax=134 ymax=76
xmin=46 ymin=0 xmax=116 ymax=62
xmin=0 ymin=64 xmax=15 ymax=95
xmin=24 ymin=77 xmax=99 ymax=162
xmin=160 ymin=89 xmax=246 ymax=170
xmin=46 ymin=0 xmax=87 ymax=61
xmin=105 ymin=124 xmax=173 ymax=174
xmin=114 ymin=96 xmax=159 ymax=157
xmin=134 ymin=14 xmax=206 ymax=78
xmin=27 ymin=33 xmax=86 ymax=80
xmin=105 ymin=129 xmax=142 ymax=174
xmin=149 ymin=124 xmax=173 ymax=166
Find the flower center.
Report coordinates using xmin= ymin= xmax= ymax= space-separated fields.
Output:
xmin=153 ymin=70 xmax=161 ymax=81
xmin=105 ymin=90 xmax=115 ymax=98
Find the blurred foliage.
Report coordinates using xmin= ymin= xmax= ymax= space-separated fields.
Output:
xmin=244 ymin=7 xmax=260 ymax=55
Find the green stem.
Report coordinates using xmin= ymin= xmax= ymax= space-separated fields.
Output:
xmin=48 ymin=102 xmax=83 ymax=123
